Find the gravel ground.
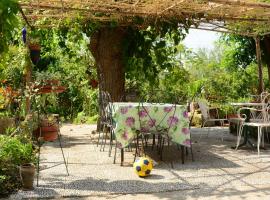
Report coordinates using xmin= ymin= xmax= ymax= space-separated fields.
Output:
xmin=8 ymin=124 xmax=270 ymax=200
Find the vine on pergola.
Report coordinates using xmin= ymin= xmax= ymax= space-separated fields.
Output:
xmin=17 ymin=0 xmax=270 ymax=97
xmin=18 ymin=0 xmax=270 ymax=36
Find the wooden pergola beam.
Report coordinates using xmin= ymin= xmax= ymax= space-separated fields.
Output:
xmin=208 ymin=0 xmax=270 ymax=9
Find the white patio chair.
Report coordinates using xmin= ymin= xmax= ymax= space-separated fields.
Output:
xmin=197 ymin=100 xmax=227 ymax=140
xmin=236 ymin=106 xmax=270 ymax=155
xmin=236 ymin=94 xmax=270 ymax=155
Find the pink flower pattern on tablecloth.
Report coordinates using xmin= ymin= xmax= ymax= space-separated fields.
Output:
xmin=183 ymin=139 xmax=191 ymax=146
xmin=183 ymin=111 xmax=189 ymax=118
xmin=182 ymin=127 xmax=189 ymax=135
xmin=114 ymin=104 xmax=190 ymax=148
xmin=164 ymin=107 xmax=173 ymax=112
xmin=139 ymin=110 xmax=148 ymax=118
xmin=148 ymin=119 xmax=156 ymax=127
xmin=120 ymin=107 xmax=129 ymax=114
xmin=140 ymin=127 xmax=150 ymax=132
xmin=167 ymin=116 xmax=179 ymax=126
xmin=125 ymin=117 xmax=135 ymax=127
xmin=122 ymin=131 xmax=129 ymax=140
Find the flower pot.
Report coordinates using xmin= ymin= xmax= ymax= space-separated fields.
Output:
xmin=20 ymin=163 xmax=35 ymax=190
xmin=33 ymin=85 xmax=66 ymax=94
xmin=29 ymin=44 xmax=41 ymax=65
xmin=33 ymin=126 xmax=58 ymax=142
xmin=40 ymin=128 xmax=58 ymax=141
xmin=33 ymin=118 xmax=59 ymax=141
xmin=90 ymin=79 xmax=98 ymax=88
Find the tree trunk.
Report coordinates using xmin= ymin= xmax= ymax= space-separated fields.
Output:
xmin=255 ymin=37 xmax=264 ymax=94
xmin=89 ymin=27 xmax=126 ymax=131
xmin=89 ymin=27 xmax=126 ymax=101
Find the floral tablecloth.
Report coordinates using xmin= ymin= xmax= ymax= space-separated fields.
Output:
xmin=111 ymin=102 xmax=190 ymax=149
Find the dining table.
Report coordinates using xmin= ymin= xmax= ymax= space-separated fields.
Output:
xmin=111 ymin=102 xmax=191 ymax=165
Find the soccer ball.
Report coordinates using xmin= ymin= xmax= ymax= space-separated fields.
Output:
xmin=133 ymin=157 xmax=153 ymax=177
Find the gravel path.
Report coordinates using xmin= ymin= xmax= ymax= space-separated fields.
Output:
xmin=9 ymin=124 xmax=270 ymax=199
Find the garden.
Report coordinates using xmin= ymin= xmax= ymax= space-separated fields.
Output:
xmin=2 ymin=0 xmax=270 ymax=198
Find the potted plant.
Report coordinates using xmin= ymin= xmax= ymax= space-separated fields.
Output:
xmin=27 ymin=31 xmax=41 ymax=65
xmin=33 ymin=114 xmax=59 ymax=142
xmin=20 ymin=163 xmax=36 ymax=190
xmin=33 ymin=71 xmax=66 ymax=94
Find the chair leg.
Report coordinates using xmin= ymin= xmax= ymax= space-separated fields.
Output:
xmin=257 ymin=127 xmax=261 ymax=156
xmin=262 ymin=128 xmax=265 ymax=148
xmin=152 ymin=134 xmax=155 ymax=150
xmin=134 ymin=135 xmax=139 ymax=161
xmin=108 ymin=130 xmax=113 ymax=157
xmin=121 ymin=149 xmax=124 ymax=166
xmin=181 ymin=145 xmax=185 ymax=164
xmin=102 ymin=127 xmax=109 ymax=152
xmin=190 ymin=143 xmax=194 ymax=162
xmin=113 ymin=142 xmax=117 ymax=164
xmin=160 ymin=137 xmax=165 ymax=161
xmin=100 ymin=125 xmax=105 ymax=151
xmin=144 ymin=135 xmax=148 ymax=148
xmin=97 ymin=127 xmax=101 ymax=147
xmin=236 ymin=124 xmax=244 ymax=150
xmin=140 ymin=134 xmax=146 ymax=157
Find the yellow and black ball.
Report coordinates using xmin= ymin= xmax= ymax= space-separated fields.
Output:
xmin=133 ymin=157 xmax=153 ymax=177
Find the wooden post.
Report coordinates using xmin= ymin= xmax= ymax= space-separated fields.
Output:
xmin=255 ymin=36 xmax=264 ymax=94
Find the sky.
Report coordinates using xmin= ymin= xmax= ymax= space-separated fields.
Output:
xmin=183 ymin=29 xmax=220 ymax=51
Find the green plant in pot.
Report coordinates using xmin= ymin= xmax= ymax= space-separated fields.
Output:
xmin=19 ymin=136 xmax=37 ymax=190
xmin=0 ymin=135 xmax=37 ymax=191
xmin=18 ymin=137 xmax=37 ymax=190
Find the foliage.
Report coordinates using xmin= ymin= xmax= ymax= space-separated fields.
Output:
xmin=185 ymin=42 xmax=262 ymax=103
xmin=123 ymin=26 xmax=188 ymax=86
xmin=0 ymin=0 xmax=19 ymax=54
xmin=0 ymin=135 xmax=36 ymax=195
xmin=0 ymin=135 xmax=35 ymax=165
xmin=0 ymin=23 xmax=98 ymax=120
xmin=221 ymin=35 xmax=256 ymax=69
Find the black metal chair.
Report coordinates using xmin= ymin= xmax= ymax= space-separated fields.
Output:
xmin=97 ymin=91 xmax=114 ymax=152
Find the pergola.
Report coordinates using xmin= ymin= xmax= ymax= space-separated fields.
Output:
xmin=18 ymin=0 xmax=270 ymax=96
xmin=18 ymin=0 xmax=270 ymax=35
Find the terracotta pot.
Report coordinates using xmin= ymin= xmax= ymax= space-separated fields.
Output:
xmin=34 ymin=85 xmax=66 ymax=94
xmin=34 ymin=118 xmax=59 ymax=141
xmin=20 ymin=163 xmax=35 ymax=190
xmin=90 ymin=79 xmax=98 ymax=88
xmin=28 ymin=43 xmax=41 ymax=51
xmin=227 ymin=114 xmax=239 ymax=119
xmin=40 ymin=129 xmax=58 ymax=141
xmin=45 ymin=79 xmax=60 ymax=85
xmin=29 ymin=44 xmax=41 ymax=65
xmin=34 ymin=126 xmax=58 ymax=142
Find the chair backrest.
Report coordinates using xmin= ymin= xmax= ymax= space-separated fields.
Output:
xmin=100 ymin=91 xmax=113 ymax=124
xmin=197 ymin=100 xmax=210 ymax=120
